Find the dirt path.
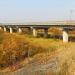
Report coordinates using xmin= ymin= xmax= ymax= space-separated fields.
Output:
xmin=0 ymin=56 xmax=58 ymax=75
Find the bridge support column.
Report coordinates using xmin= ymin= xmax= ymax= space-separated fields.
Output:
xmin=32 ymin=27 xmax=37 ymax=37
xmin=44 ymin=28 xmax=48 ymax=38
xmin=0 ymin=27 xmax=2 ymax=30
xmin=10 ymin=27 xmax=13 ymax=33
xmin=63 ymin=28 xmax=69 ymax=42
xmin=4 ymin=27 xmax=6 ymax=32
xmin=18 ymin=28 xmax=22 ymax=33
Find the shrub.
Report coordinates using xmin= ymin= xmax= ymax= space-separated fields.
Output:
xmin=28 ymin=45 xmax=57 ymax=57
xmin=0 ymin=30 xmax=4 ymax=44
xmin=0 ymin=33 xmax=30 ymax=69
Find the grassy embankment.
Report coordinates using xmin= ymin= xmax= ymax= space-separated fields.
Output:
xmin=0 ymin=29 xmax=60 ymax=70
xmin=0 ymin=28 xmax=75 ymax=75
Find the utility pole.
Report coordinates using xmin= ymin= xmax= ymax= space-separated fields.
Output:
xmin=70 ymin=9 xmax=73 ymax=22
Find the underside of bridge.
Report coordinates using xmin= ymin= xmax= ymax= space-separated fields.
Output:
xmin=0 ymin=25 xmax=75 ymax=42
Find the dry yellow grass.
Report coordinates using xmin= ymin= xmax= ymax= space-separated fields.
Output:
xmin=0 ymin=29 xmax=75 ymax=75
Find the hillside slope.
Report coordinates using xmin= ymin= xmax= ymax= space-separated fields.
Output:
xmin=0 ymin=30 xmax=75 ymax=75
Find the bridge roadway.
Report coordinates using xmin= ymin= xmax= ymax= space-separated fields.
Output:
xmin=0 ymin=22 xmax=75 ymax=42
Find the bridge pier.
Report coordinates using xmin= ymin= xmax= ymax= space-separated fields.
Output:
xmin=63 ymin=28 xmax=69 ymax=42
xmin=10 ymin=27 xmax=13 ymax=33
xmin=4 ymin=27 xmax=7 ymax=32
xmin=44 ymin=28 xmax=48 ymax=38
xmin=18 ymin=28 xmax=22 ymax=33
xmin=32 ymin=27 xmax=37 ymax=37
xmin=0 ymin=27 xmax=2 ymax=30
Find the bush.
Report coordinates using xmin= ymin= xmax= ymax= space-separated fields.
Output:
xmin=28 ymin=46 xmax=43 ymax=57
xmin=0 ymin=31 xmax=57 ymax=69
xmin=28 ymin=45 xmax=57 ymax=57
xmin=0 ymin=33 xmax=30 ymax=69
xmin=0 ymin=30 xmax=4 ymax=44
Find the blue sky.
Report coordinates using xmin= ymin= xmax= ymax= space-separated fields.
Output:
xmin=0 ymin=0 xmax=75 ymax=23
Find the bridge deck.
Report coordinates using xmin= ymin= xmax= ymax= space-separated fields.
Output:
xmin=0 ymin=21 xmax=75 ymax=28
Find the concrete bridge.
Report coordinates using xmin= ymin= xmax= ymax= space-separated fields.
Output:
xmin=0 ymin=21 xmax=75 ymax=42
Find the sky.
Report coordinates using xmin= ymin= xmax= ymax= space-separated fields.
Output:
xmin=0 ymin=0 xmax=75 ymax=23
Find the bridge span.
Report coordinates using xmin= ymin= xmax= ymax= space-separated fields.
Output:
xmin=0 ymin=22 xmax=75 ymax=42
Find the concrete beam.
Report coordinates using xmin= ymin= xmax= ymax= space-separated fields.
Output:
xmin=18 ymin=28 xmax=22 ymax=33
xmin=63 ymin=29 xmax=69 ymax=42
xmin=10 ymin=27 xmax=13 ymax=33
xmin=4 ymin=27 xmax=7 ymax=32
xmin=44 ymin=28 xmax=48 ymax=38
